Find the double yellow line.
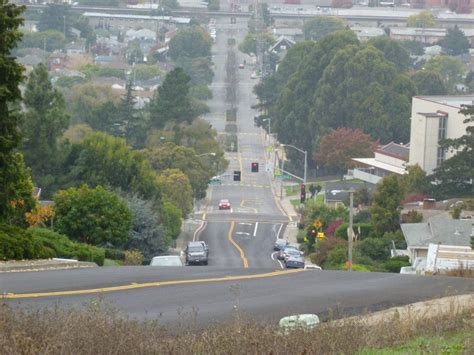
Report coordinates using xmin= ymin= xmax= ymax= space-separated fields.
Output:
xmin=227 ymin=221 xmax=249 ymax=268
xmin=4 ymin=269 xmax=304 ymax=299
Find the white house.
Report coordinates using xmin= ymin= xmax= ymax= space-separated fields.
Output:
xmin=400 ymin=218 xmax=473 ymax=264
xmin=350 ymin=142 xmax=409 ymax=185
xmin=409 ymin=96 xmax=474 ymax=175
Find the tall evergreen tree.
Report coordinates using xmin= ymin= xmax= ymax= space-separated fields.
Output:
xmin=0 ymin=0 xmax=36 ymax=225
xmin=148 ymin=68 xmax=195 ymax=128
xmin=439 ymin=25 xmax=469 ymax=56
xmin=21 ymin=63 xmax=69 ymax=196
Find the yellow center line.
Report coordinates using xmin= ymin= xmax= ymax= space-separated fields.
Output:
xmin=5 ymin=269 xmax=304 ymax=299
xmin=227 ymin=221 xmax=249 ymax=268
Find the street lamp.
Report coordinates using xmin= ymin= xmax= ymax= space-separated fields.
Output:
xmin=280 ymin=144 xmax=307 ymax=185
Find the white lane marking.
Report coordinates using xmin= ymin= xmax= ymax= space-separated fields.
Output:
xmin=276 ymin=223 xmax=284 ymax=239
xmin=235 ymin=232 xmax=250 ymax=236
xmin=271 ymin=251 xmax=285 ymax=269
xmin=238 ymin=223 xmax=252 ymax=226
xmin=193 ymin=220 xmax=208 ymax=242
xmin=253 ymin=222 xmax=258 ymax=237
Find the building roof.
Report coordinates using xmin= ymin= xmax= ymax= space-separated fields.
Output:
xmin=324 ymin=181 xmax=374 ymax=203
xmin=401 ymin=218 xmax=473 ymax=248
xmin=376 ymin=142 xmax=410 ymax=160
xmin=351 ymin=26 xmax=386 ymax=38
xmin=415 ymin=95 xmax=474 ymax=109
xmin=352 ymin=157 xmax=407 ymax=175
xmin=269 ymin=36 xmax=296 ymax=52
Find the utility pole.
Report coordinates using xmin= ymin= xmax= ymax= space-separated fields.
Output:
xmin=348 ymin=189 xmax=355 ymax=271
xmin=255 ymin=0 xmax=264 ymax=77
xmin=303 ymin=149 xmax=307 ymax=185
xmin=280 ymin=150 xmax=285 ymax=200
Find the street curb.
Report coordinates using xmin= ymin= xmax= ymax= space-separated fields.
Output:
xmin=0 ymin=261 xmax=97 ymax=273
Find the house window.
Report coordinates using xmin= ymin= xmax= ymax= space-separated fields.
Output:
xmin=437 ymin=147 xmax=445 ymax=167
xmin=438 ymin=115 xmax=447 ymax=141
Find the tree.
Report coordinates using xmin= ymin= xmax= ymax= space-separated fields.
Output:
xmin=160 ymin=0 xmax=180 ymax=10
xmin=400 ymin=40 xmax=425 ymax=56
xmin=238 ymin=32 xmax=275 ymax=55
xmin=370 ymin=175 xmax=404 ymax=237
xmin=122 ymin=194 xmax=170 ymax=259
xmin=439 ymin=25 xmax=469 ymax=56
xmin=145 ymin=142 xmax=212 ymax=199
xmin=400 ymin=164 xmax=430 ymax=195
xmin=412 ymin=70 xmax=448 ymax=95
xmin=175 ymin=56 xmax=214 ymax=86
xmin=37 ymin=4 xmax=70 ymax=35
xmin=431 ymin=105 xmax=474 ymax=198
xmin=148 ymin=68 xmax=195 ymax=128
xmin=207 ymin=0 xmax=219 ymax=11
xmin=63 ymin=132 xmax=161 ymax=201
xmin=0 ymin=0 xmax=36 ymax=226
xmin=69 ymin=83 xmax=121 ymax=132
xmin=21 ymin=63 xmax=69 ymax=196
xmin=19 ymin=30 xmax=66 ymax=51
xmin=424 ymin=55 xmax=465 ymax=91
xmin=53 ymin=185 xmax=132 ymax=247
xmin=314 ymin=128 xmax=378 ymax=178
xmin=168 ymin=27 xmax=212 ymax=61
xmin=160 ymin=200 xmax=182 ymax=242
xmin=407 ymin=10 xmax=436 ymax=28
xmin=274 ymin=31 xmax=359 ymax=157
xmin=157 ymin=168 xmax=193 ymax=217
xmin=368 ymin=36 xmax=411 ymax=72
xmin=313 ymin=44 xmax=415 ymax=144
xmin=303 ymin=16 xmax=346 ymax=41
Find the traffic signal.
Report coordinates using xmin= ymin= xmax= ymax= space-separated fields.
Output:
xmin=233 ymin=170 xmax=241 ymax=181
xmin=251 ymin=162 xmax=259 ymax=173
xmin=300 ymin=184 xmax=306 ymax=203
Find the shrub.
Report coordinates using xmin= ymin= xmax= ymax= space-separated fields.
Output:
xmin=383 ymin=256 xmax=411 ymax=273
xmin=324 ymin=243 xmax=348 ymax=268
xmin=325 ymin=219 xmax=344 ymax=238
xmin=311 ymin=237 xmax=345 ymax=266
xmin=123 ymin=250 xmax=145 ymax=265
xmin=29 ymin=228 xmax=105 ymax=266
xmin=335 ymin=223 xmax=373 ymax=240
xmin=0 ymin=224 xmax=52 ymax=260
xmin=296 ymin=231 xmax=306 ymax=244
xmin=105 ymin=248 xmax=126 ymax=261
xmin=354 ymin=209 xmax=371 ymax=223
xmin=356 ymin=237 xmax=390 ymax=262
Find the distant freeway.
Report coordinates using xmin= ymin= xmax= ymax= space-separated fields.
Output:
xmin=23 ymin=4 xmax=474 ymax=27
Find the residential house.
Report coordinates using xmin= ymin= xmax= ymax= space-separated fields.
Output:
xmin=324 ymin=181 xmax=374 ymax=208
xmin=409 ymin=95 xmax=474 ymax=175
xmin=48 ymin=52 xmax=68 ymax=71
xmin=350 ymin=26 xmax=386 ymax=42
xmin=65 ymin=41 xmax=86 ymax=55
xmin=125 ymin=28 xmax=157 ymax=42
xmin=400 ymin=218 xmax=473 ymax=264
xmin=350 ymin=142 xmax=409 ymax=185
xmin=272 ymin=28 xmax=303 ymax=42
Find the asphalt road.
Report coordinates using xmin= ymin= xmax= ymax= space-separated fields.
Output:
xmin=2 ymin=15 xmax=473 ymax=328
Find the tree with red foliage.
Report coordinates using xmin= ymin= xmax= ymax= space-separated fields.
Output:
xmin=325 ymin=219 xmax=344 ymax=238
xmin=314 ymin=128 xmax=378 ymax=179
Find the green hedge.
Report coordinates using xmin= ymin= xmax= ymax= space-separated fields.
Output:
xmin=105 ymin=248 xmax=125 ymax=261
xmin=335 ymin=223 xmax=374 ymax=240
xmin=30 ymin=228 xmax=105 ymax=266
xmin=0 ymin=224 xmax=54 ymax=260
xmin=383 ymin=256 xmax=411 ymax=273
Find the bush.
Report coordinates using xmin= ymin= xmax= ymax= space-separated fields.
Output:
xmin=29 ymin=228 xmax=105 ymax=266
xmin=354 ymin=209 xmax=371 ymax=223
xmin=105 ymin=248 xmax=126 ymax=261
xmin=311 ymin=237 xmax=345 ymax=266
xmin=383 ymin=256 xmax=411 ymax=273
xmin=356 ymin=237 xmax=390 ymax=262
xmin=123 ymin=250 xmax=144 ymax=265
xmin=324 ymin=243 xmax=348 ymax=268
xmin=335 ymin=223 xmax=373 ymax=240
xmin=0 ymin=224 xmax=52 ymax=260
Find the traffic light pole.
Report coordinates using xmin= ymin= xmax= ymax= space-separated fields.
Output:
xmin=348 ymin=190 xmax=354 ymax=271
xmin=280 ymin=144 xmax=307 ymax=185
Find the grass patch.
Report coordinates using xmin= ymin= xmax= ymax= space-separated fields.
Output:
xmin=359 ymin=330 xmax=472 ymax=354
xmin=290 ymin=199 xmax=301 ymax=208
xmin=284 ymin=185 xmax=299 ymax=196
xmin=0 ymin=300 xmax=472 ymax=354
xmin=103 ymin=258 xmax=122 ymax=266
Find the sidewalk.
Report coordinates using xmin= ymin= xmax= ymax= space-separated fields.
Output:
xmin=270 ymin=180 xmax=300 ymax=245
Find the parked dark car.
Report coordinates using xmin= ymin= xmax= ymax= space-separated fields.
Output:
xmin=285 ymin=255 xmax=305 ymax=269
xmin=277 ymin=246 xmax=302 ymax=260
xmin=274 ymin=238 xmax=289 ymax=251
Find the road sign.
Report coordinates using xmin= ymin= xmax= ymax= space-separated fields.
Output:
xmin=313 ymin=219 xmax=322 ymax=229
xmin=267 ymin=145 xmax=273 ymax=152
xmin=274 ymin=167 xmax=281 ymax=177
xmin=317 ymin=232 xmax=325 ymax=240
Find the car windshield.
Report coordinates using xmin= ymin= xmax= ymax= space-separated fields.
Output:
xmin=150 ymin=257 xmax=182 ymax=266
xmin=188 ymin=246 xmax=204 ymax=252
